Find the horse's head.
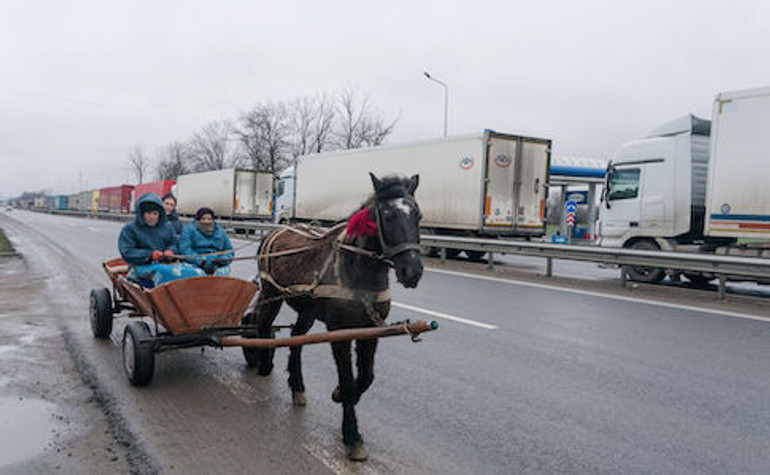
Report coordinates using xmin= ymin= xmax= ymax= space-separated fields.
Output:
xmin=369 ymin=173 xmax=423 ymax=288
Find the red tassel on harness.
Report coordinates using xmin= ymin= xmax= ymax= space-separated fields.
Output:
xmin=347 ymin=207 xmax=378 ymax=238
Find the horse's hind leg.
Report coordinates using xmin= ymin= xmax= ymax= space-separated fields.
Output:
xmin=287 ymin=312 xmax=315 ymax=406
xmin=331 ymin=340 xmax=367 ymax=461
xmin=246 ymin=283 xmax=282 ymax=375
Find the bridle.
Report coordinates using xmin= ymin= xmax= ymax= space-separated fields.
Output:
xmin=338 ymin=197 xmax=422 ymax=267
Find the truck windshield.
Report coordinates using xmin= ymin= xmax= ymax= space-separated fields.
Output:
xmin=607 ymin=168 xmax=640 ymax=200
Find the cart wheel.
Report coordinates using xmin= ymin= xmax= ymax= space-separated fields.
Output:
xmin=90 ymin=288 xmax=113 ymax=339
xmin=123 ymin=321 xmax=155 ymax=386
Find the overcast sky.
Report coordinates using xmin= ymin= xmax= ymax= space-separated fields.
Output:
xmin=1 ymin=0 xmax=768 ymax=198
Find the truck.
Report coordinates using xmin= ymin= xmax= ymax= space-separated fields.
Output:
xmin=175 ymin=168 xmax=273 ymax=219
xmin=130 ymin=179 xmax=176 ymax=212
xmin=275 ymin=130 xmax=552 ymax=258
xmin=98 ymin=185 xmax=133 ymax=213
xmin=598 ymin=86 xmax=770 ymax=284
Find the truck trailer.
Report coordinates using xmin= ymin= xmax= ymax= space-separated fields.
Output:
xmin=98 ymin=185 xmax=133 ymax=213
xmin=599 ymin=86 xmax=770 ymax=284
xmin=175 ymin=168 xmax=273 ymax=219
xmin=275 ymin=130 xmax=552 ymax=245
xmin=130 ymin=180 xmax=176 ymax=212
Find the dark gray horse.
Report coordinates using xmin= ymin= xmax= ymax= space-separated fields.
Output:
xmin=243 ymin=173 xmax=423 ymax=460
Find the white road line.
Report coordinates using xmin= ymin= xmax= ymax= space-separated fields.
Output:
xmin=87 ymin=227 xmax=100 ymax=232
xmin=426 ymin=267 xmax=770 ymax=324
xmin=391 ymin=301 xmax=498 ymax=330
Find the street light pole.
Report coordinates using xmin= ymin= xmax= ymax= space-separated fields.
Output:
xmin=423 ymin=71 xmax=448 ymax=137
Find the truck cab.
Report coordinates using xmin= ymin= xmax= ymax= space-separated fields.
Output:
xmin=599 ymin=115 xmax=711 ymax=251
xmin=274 ymin=166 xmax=295 ymax=224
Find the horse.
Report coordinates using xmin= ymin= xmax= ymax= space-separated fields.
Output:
xmin=243 ymin=172 xmax=423 ymax=461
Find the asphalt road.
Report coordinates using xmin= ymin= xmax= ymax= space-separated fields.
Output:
xmin=4 ymin=209 xmax=770 ymax=473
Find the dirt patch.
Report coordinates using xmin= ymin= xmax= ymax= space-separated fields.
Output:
xmin=0 ymin=256 xmax=131 ymax=473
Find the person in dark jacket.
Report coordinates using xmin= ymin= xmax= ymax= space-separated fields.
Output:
xmin=119 ymin=193 xmax=204 ymax=286
xmin=179 ymin=207 xmax=234 ymax=276
xmin=162 ymin=193 xmax=183 ymax=236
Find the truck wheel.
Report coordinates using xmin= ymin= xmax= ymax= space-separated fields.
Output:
xmin=623 ymin=240 xmax=665 ymax=283
xmin=466 ymin=250 xmax=486 ymax=261
xmin=123 ymin=321 xmax=155 ymax=386
xmin=684 ymin=273 xmax=713 ymax=288
xmin=445 ymin=249 xmax=461 ymax=259
xmin=90 ymin=288 xmax=113 ymax=339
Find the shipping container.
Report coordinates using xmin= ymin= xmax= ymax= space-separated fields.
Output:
xmin=275 ymin=130 xmax=551 ymax=237
xmin=98 ymin=185 xmax=134 ymax=213
xmin=175 ymin=169 xmax=273 ymax=219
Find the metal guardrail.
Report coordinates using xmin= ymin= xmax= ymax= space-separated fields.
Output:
xmin=420 ymin=235 xmax=770 ymax=299
xmin=33 ymin=209 xmax=770 ymax=298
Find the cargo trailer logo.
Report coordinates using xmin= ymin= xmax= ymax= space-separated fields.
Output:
xmin=494 ymin=154 xmax=512 ymax=168
xmin=721 ymin=203 xmax=731 ymax=214
xmin=459 ymin=156 xmax=474 ymax=170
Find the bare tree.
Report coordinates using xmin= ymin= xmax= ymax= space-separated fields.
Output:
xmin=155 ymin=141 xmax=190 ymax=180
xmin=236 ymin=103 xmax=290 ymax=173
xmin=334 ymin=88 xmax=397 ymax=149
xmin=189 ymin=120 xmax=239 ymax=171
xmin=128 ymin=145 xmax=149 ymax=184
xmin=311 ymin=93 xmax=336 ymax=153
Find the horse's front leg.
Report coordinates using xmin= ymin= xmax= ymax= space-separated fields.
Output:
xmin=331 ymin=340 xmax=367 ymax=461
xmin=355 ymin=338 xmax=378 ymax=397
xmin=287 ymin=313 xmax=314 ymax=406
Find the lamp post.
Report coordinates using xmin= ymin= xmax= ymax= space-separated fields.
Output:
xmin=423 ymin=71 xmax=448 ymax=137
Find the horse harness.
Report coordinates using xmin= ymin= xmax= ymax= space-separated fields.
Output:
xmin=257 ymin=201 xmax=421 ymax=312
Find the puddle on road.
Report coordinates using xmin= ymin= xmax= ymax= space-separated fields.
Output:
xmin=0 ymin=396 xmax=58 ymax=468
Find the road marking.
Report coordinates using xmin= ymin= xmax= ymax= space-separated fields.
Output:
xmin=426 ymin=267 xmax=770 ymax=324
xmin=87 ymin=227 xmax=99 ymax=232
xmin=391 ymin=301 xmax=498 ymax=330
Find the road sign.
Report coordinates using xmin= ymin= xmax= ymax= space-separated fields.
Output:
xmin=566 ymin=213 xmax=575 ymax=227
xmin=565 ymin=200 xmax=578 ymax=213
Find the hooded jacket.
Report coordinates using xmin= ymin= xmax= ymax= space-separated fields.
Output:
xmin=179 ymin=221 xmax=234 ymax=266
xmin=118 ymin=193 xmax=178 ymax=265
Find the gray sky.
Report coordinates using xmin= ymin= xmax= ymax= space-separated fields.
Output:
xmin=1 ymin=0 xmax=768 ymax=198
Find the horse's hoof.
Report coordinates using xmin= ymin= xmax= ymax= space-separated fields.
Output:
xmin=331 ymin=386 xmax=342 ymax=403
xmin=346 ymin=441 xmax=368 ymax=461
xmin=257 ymin=362 xmax=273 ymax=376
xmin=292 ymin=392 xmax=307 ymax=406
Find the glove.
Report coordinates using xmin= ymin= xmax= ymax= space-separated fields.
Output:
xmin=162 ymin=250 xmax=175 ymax=262
xmin=151 ymin=250 xmax=163 ymax=262
xmin=201 ymin=260 xmax=216 ymax=275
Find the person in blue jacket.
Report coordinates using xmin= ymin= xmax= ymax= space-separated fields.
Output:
xmin=162 ymin=193 xmax=183 ymax=236
xmin=118 ymin=193 xmax=204 ymax=286
xmin=179 ymin=207 xmax=234 ymax=276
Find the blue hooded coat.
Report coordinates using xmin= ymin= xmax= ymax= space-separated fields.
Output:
xmin=118 ymin=193 xmax=178 ymax=265
xmin=179 ymin=222 xmax=234 ymax=266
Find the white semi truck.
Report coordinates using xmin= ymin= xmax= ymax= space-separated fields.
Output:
xmin=175 ymin=168 xmax=273 ymax=220
xmin=599 ymin=86 xmax=770 ymax=283
xmin=275 ymin=130 xmax=551 ymax=257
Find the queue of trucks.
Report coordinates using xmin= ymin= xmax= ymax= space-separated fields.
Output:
xmin=19 ymin=85 xmax=770 ymax=286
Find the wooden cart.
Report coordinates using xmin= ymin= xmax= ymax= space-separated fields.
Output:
xmin=90 ymin=258 xmax=438 ymax=385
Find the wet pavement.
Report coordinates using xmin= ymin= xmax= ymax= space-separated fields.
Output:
xmin=0 ymin=254 xmax=130 ymax=472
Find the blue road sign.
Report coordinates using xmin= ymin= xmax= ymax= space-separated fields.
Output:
xmin=565 ymin=200 xmax=578 ymax=213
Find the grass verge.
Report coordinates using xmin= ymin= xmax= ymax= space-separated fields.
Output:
xmin=0 ymin=227 xmax=15 ymax=253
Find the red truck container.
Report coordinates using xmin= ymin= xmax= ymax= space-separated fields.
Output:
xmin=98 ymin=185 xmax=134 ymax=213
xmin=130 ymin=180 xmax=176 ymax=212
